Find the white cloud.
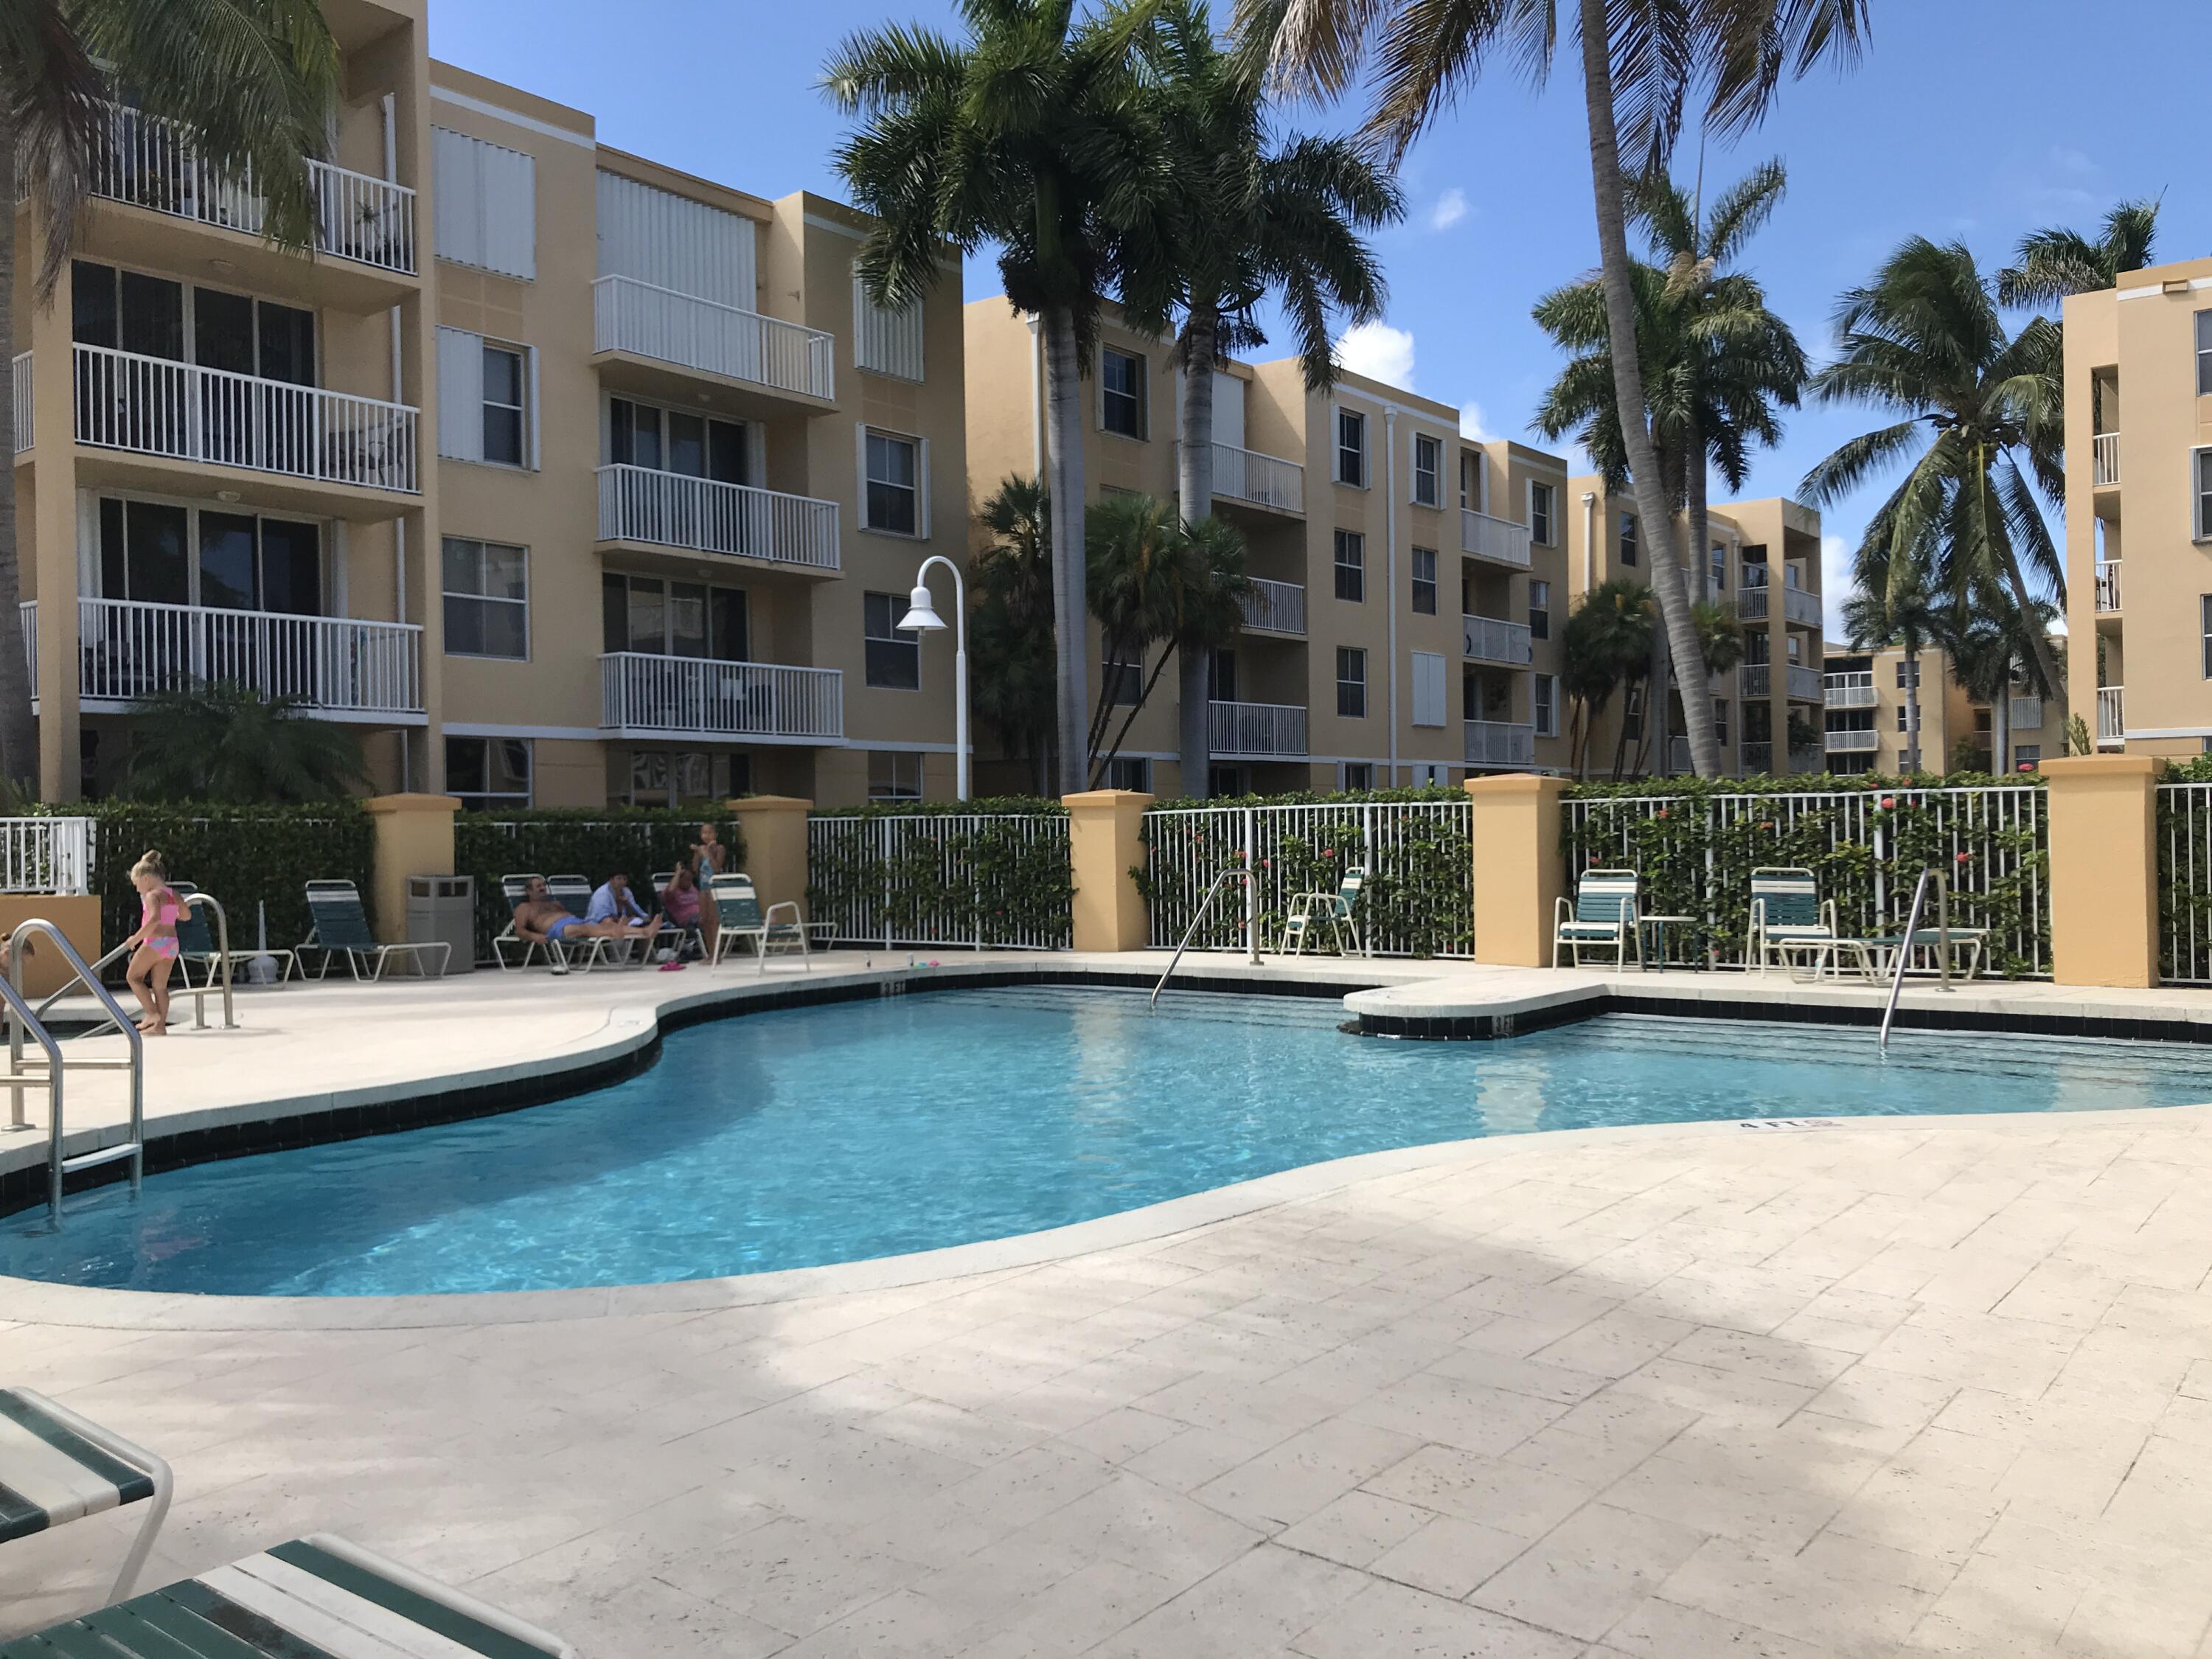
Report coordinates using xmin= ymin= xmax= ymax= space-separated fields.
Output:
xmin=1820 ymin=532 xmax=1857 ymax=640
xmin=1458 ymin=402 xmax=1494 ymax=442
xmin=1427 ymin=188 xmax=1469 ymax=232
xmin=1334 ymin=321 xmax=1415 ymax=390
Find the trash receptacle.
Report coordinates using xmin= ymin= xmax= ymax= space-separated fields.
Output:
xmin=405 ymin=874 xmax=475 ymax=976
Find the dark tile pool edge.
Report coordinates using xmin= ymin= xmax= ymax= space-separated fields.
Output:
xmin=1352 ymin=992 xmax=2212 ymax=1044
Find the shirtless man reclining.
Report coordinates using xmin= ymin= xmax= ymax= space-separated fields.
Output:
xmin=511 ymin=876 xmax=661 ymax=971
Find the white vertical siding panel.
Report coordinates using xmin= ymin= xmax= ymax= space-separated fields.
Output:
xmin=596 ymin=172 xmax=755 ymax=308
xmin=1411 ymin=651 xmax=1446 ymax=727
xmin=852 ymin=269 xmax=925 ymax=380
xmin=433 ymin=128 xmax=535 ymax=279
xmin=436 ymin=327 xmax=485 ymax=462
xmin=431 ymin=127 xmax=482 ymax=269
xmin=1214 ymin=372 xmax=1245 ymax=451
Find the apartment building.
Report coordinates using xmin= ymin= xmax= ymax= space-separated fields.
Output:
xmin=14 ymin=0 xmax=967 ymax=807
xmin=962 ymin=300 xmax=1573 ymax=796
xmin=1562 ymin=484 xmax=1829 ymax=776
xmin=1820 ymin=642 xmax=2065 ymax=776
xmin=2061 ymin=253 xmax=2212 ymax=757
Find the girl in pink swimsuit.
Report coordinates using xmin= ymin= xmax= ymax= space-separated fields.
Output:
xmin=125 ymin=850 xmax=181 ymax=1036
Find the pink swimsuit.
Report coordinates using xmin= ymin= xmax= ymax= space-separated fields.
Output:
xmin=142 ymin=889 xmax=181 ymax=960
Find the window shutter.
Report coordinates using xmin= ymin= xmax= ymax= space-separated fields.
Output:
xmin=432 ymin=128 xmax=536 ymax=279
xmin=917 ymin=437 xmax=931 ymax=540
xmin=436 ymin=327 xmax=484 ymax=462
xmin=431 ymin=128 xmax=481 ymax=269
xmin=526 ymin=345 xmax=541 ymax=471
xmin=1411 ymin=651 xmax=1446 ymax=727
xmin=854 ymin=423 xmax=872 ymax=530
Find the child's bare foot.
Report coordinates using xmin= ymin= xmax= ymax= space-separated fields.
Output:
xmin=142 ymin=1021 xmax=165 ymax=1037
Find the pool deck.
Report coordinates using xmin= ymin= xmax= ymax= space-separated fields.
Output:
xmin=5 ymin=956 xmax=2212 ymax=1655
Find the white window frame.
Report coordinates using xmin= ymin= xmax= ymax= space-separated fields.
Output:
xmin=868 ymin=750 xmax=924 ymax=800
xmin=1336 ymin=646 xmax=1367 ymax=719
xmin=1411 ymin=546 xmax=1438 ymax=614
xmin=441 ymin=537 xmax=529 ymax=661
xmin=1105 ymin=756 xmax=1152 ymax=791
xmin=1529 ymin=578 xmax=1551 ymax=641
xmin=2199 ymin=312 xmax=2212 ymax=398
xmin=2196 ymin=446 xmax=2212 ymax=543
xmin=1534 ymin=672 xmax=1558 ymax=737
xmin=1333 ymin=529 xmax=1365 ymax=602
xmin=864 ymin=588 xmax=922 ymax=690
xmin=480 ymin=343 xmax=529 ymax=468
xmin=437 ymin=327 xmax=537 ymax=470
xmin=858 ymin=425 xmax=931 ymax=538
xmin=1335 ymin=408 xmax=1368 ymax=487
xmin=1340 ymin=761 xmax=1375 ymax=790
xmin=446 ymin=735 xmax=534 ymax=810
xmin=1411 ymin=434 xmax=1441 ymax=507
xmin=1618 ymin=511 xmax=1638 ymax=566
xmin=1528 ymin=481 xmax=1554 ymax=546
xmin=1099 ymin=347 xmax=1147 ymax=439
xmin=2202 ymin=594 xmax=2212 ymax=681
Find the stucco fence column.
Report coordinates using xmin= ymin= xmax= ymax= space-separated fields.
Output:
xmin=2042 ymin=755 xmax=2160 ymax=988
xmin=1065 ymin=789 xmax=1154 ymax=953
xmin=728 ymin=796 xmax=812 ymax=922
xmin=1464 ymin=773 xmax=1568 ymax=969
xmin=363 ymin=793 xmax=460 ymax=945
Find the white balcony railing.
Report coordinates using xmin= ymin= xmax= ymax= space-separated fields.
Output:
xmin=1464 ymin=719 xmax=1536 ymax=768
xmin=1210 ymin=700 xmax=1307 ymax=757
xmin=1782 ymin=586 xmax=1823 ymax=629
xmin=2093 ymin=432 xmax=2119 ymax=487
xmin=1739 ymin=663 xmax=1770 ymax=698
xmin=1736 ymin=586 xmax=1769 ymax=621
xmin=1826 ymin=727 xmax=1879 ymax=753
xmin=2098 ymin=686 xmax=2125 ymax=747
xmin=2096 ymin=562 xmax=2121 ymax=613
xmin=2008 ymin=695 xmax=2045 ymax=731
xmin=1741 ymin=740 xmax=1773 ymax=775
xmin=1211 ymin=442 xmax=1304 ymax=515
xmin=66 ymin=343 xmax=419 ymax=492
xmin=1824 ymin=672 xmax=1876 ymax=709
xmin=592 ymin=275 xmax=835 ymax=403
xmin=1461 ymin=613 xmax=1534 ymax=666
xmin=1788 ymin=744 xmax=1824 ymax=773
xmin=10 ymin=351 xmax=29 ymax=453
xmin=600 ymin=653 xmax=844 ymax=741
xmin=74 ymin=101 xmax=417 ymax=274
xmin=596 ymin=465 xmax=839 ymax=573
xmin=1461 ymin=509 xmax=1532 ymax=568
xmin=1787 ymin=664 xmax=1823 ymax=702
xmin=25 ymin=598 xmax=422 ymax=716
xmin=1237 ymin=577 xmax=1306 ymax=636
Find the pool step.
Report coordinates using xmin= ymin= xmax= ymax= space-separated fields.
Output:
xmin=61 ymin=1141 xmax=142 ymax=1175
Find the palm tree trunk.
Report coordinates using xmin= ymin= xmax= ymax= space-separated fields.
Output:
xmin=0 ymin=122 xmax=37 ymax=790
xmin=1904 ymin=647 xmax=1921 ymax=773
xmin=1992 ymin=678 xmax=2010 ymax=776
xmin=1992 ymin=525 xmax=2065 ymax=703
xmin=1575 ymin=0 xmax=1719 ymax=781
xmin=1176 ymin=305 xmax=1220 ymax=799
xmin=1040 ymin=305 xmax=1089 ymax=796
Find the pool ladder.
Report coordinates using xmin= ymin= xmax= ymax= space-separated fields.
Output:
xmin=1151 ymin=866 xmax=1260 ymax=1010
xmin=1878 ymin=869 xmax=1953 ymax=1051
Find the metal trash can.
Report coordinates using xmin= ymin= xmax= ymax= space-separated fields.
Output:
xmin=405 ymin=874 xmax=475 ymax=976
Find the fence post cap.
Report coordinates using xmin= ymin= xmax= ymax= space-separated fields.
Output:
xmin=1062 ymin=790 xmax=1155 ymax=810
xmin=725 ymin=796 xmax=812 ymax=815
xmin=363 ymin=793 xmax=462 ymax=815
xmin=2041 ymin=756 xmax=2159 ymax=784
xmin=1462 ymin=773 xmax=1567 ymax=801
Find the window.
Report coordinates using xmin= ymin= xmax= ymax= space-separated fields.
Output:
xmin=1342 ymin=762 xmax=1374 ymax=790
xmin=1529 ymin=579 xmax=1551 ymax=641
xmin=1334 ymin=529 xmax=1365 ymax=602
xmin=863 ymin=428 xmax=924 ymax=535
xmin=1622 ymin=686 xmax=1643 ymax=741
xmin=1411 ymin=546 xmax=1437 ymax=614
xmin=95 ymin=497 xmax=321 ymax=618
xmin=627 ymin=752 xmax=727 ymax=807
xmin=437 ymin=328 xmax=535 ymax=467
xmin=2014 ymin=745 xmax=2041 ymax=771
xmin=2199 ymin=311 xmax=2212 ymax=397
xmin=1459 ymin=453 xmax=1480 ymax=511
xmin=1412 ymin=434 xmax=1441 ymax=506
xmin=1336 ymin=647 xmax=1366 ymax=717
xmin=1103 ymin=649 xmax=1144 ymax=706
xmin=2197 ymin=448 xmax=2212 ymax=542
xmin=1529 ymin=482 xmax=1554 ymax=546
xmin=1710 ymin=543 xmax=1728 ymax=596
xmin=1209 ymin=648 xmax=1238 ymax=703
xmin=1105 ymin=757 xmax=1151 ymax=791
xmin=2202 ymin=595 xmax=2212 ymax=678
xmin=601 ymin=574 xmax=747 ymax=661
xmin=869 ymin=751 xmax=922 ymax=800
xmin=1894 ymin=660 xmax=1920 ymax=689
xmin=864 ymin=591 xmax=920 ymax=689
xmin=1534 ymin=673 xmax=1557 ymax=737
xmin=447 ymin=737 xmax=532 ymax=810
xmin=481 ymin=346 xmax=526 ymax=465
xmin=1100 ymin=347 xmax=1146 ymax=439
xmin=1208 ymin=764 xmax=1242 ymax=797
xmin=1714 ymin=698 xmax=1729 ymax=747
xmin=609 ymin=398 xmax=747 ymax=482
xmin=442 ymin=538 xmax=529 ymax=659
xmin=1618 ymin=512 xmax=1638 ymax=566
xmin=1336 ymin=408 xmax=1367 ymax=486
xmin=1897 ymin=705 xmax=1913 ymax=732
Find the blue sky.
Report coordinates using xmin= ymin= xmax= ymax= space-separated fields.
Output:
xmin=431 ymin=1 xmax=2211 ymax=630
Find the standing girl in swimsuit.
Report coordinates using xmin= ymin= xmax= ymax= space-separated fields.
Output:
xmin=125 ymin=850 xmax=181 ymax=1036
xmin=692 ymin=821 xmax=725 ymax=959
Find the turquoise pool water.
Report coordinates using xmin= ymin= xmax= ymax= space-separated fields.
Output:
xmin=6 ymin=987 xmax=2211 ymax=1297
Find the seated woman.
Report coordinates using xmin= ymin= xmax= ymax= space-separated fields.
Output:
xmin=661 ymin=866 xmax=703 ymax=936
xmin=510 ymin=877 xmax=661 ymax=970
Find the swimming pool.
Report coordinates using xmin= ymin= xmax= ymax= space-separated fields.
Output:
xmin=7 ymin=986 xmax=2211 ymax=1297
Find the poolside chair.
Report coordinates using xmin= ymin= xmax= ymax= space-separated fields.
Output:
xmin=1747 ymin=866 xmax=1840 ymax=971
xmin=549 ymin=873 xmax=648 ymax=968
xmin=653 ymin=870 xmax=706 ymax=960
xmin=170 ymin=881 xmax=293 ymax=990
xmin=297 ymin=880 xmax=452 ymax=982
xmin=1554 ymin=867 xmax=1643 ymax=968
xmin=1281 ymin=865 xmax=1368 ymax=957
xmin=1 ymin=1386 xmax=171 ymax=1604
xmin=709 ymin=872 xmax=810 ymax=973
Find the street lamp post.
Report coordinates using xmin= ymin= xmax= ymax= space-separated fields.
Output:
xmin=897 ymin=555 xmax=969 ymax=801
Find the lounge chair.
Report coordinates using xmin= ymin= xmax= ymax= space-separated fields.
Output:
xmin=170 ymin=881 xmax=293 ymax=989
xmin=490 ymin=872 xmax=544 ymax=970
xmin=1554 ymin=867 xmax=1643 ymax=968
xmin=550 ymin=873 xmax=647 ymax=969
xmin=653 ymin=870 xmax=706 ymax=960
xmin=1282 ymin=865 xmax=1368 ymax=957
xmin=298 ymin=880 xmax=452 ymax=981
xmin=709 ymin=873 xmax=810 ymax=972
xmin=1747 ymin=866 xmax=1840 ymax=971
xmin=1 ymin=1386 xmax=171 ymax=1604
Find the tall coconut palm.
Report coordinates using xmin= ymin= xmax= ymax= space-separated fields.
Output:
xmin=1801 ymin=239 xmax=2066 ymax=700
xmin=1997 ymin=199 xmax=2160 ymax=310
xmin=826 ymin=1 xmax=1176 ymax=796
xmin=1129 ymin=1 xmax=1400 ymax=796
xmin=1561 ymin=577 xmax=1654 ymax=779
xmin=0 ymin=0 xmax=341 ymax=787
xmin=1840 ymin=575 xmax=1938 ymax=775
xmin=1242 ymin=0 xmax=1869 ymax=780
xmin=971 ymin=476 xmax=1058 ymax=792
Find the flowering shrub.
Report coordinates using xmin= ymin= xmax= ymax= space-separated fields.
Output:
xmin=807 ymin=802 xmax=1072 ymax=949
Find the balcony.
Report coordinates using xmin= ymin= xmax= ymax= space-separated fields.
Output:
xmin=1741 ymin=740 xmax=1773 ymax=775
xmin=1788 ymin=664 xmax=1823 ymax=702
xmin=1788 ymin=744 xmax=1824 ymax=773
xmin=1461 ymin=613 xmax=1534 ymax=667
xmin=23 ymin=598 xmax=422 ymax=722
xmin=1740 ymin=663 xmax=1770 ymax=698
xmin=1464 ymin=719 xmax=1536 ymax=768
xmin=1825 ymin=671 xmax=1876 ymax=709
xmin=1209 ymin=442 xmax=1304 ymax=516
xmin=1461 ymin=509 xmax=1532 ymax=568
xmin=599 ymin=653 xmax=844 ymax=742
xmin=1237 ymin=577 xmax=1306 ymax=636
xmin=596 ymin=465 xmax=839 ymax=575
xmin=1782 ymin=586 xmax=1823 ymax=628
xmin=1209 ymin=700 xmax=1307 ymax=757
xmin=2008 ymin=695 xmax=2044 ymax=730
xmin=2096 ymin=561 xmax=2121 ymax=613
xmin=1826 ymin=727 xmax=1879 ymax=753
xmin=2098 ymin=686 xmax=2125 ymax=748
xmin=592 ymin=275 xmax=835 ymax=406
xmin=1737 ymin=585 xmax=1768 ymax=621
xmin=55 ymin=343 xmax=418 ymax=494
xmin=2093 ymin=432 xmax=2119 ymax=487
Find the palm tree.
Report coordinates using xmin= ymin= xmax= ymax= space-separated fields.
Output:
xmin=825 ymin=1 xmax=1175 ymax=797
xmin=971 ymin=476 xmax=1058 ymax=793
xmin=1243 ymin=0 xmax=1868 ymax=779
xmin=121 ymin=682 xmax=364 ymax=803
xmin=1997 ymin=199 xmax=2160 ymax=309
xmin=1561 ymin=578 xmax=1653 ymax=779
xmin=1130 ymin=1 xmax=1400 ymax=796
xmin=1840 ymin=577 xmax=1939 ymax=774
xmin=0 ymin=0 xmax=341 ymax=788
xmin=1801 ymin=240 xmax=2067 ymax=700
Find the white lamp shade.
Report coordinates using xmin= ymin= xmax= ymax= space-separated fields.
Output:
xmin=897 ymin=582 xmax=947 ymax=632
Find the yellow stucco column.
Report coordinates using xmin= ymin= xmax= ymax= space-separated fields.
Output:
xmin=0 ymin=895 xmax=101 ymax=998
xmin=1065 ymin=789 xmax=1153 ymax=953
xmin=728 ymin=796 xmax=811 ymax=919
xmin=362 ymin=793 xmax=460 ymax=943
xmin=2042 ymin=754 xmax=2159 ymax=987
xmin=1466 ymin=773 xmax=1568 ymax=968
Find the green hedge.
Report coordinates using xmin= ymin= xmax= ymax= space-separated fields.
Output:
xmin=807 ymin=796 xmax=1066 ymax=820
xmin=453 ymin=809 xmax=744 ymax=962
xmin=807 ymin=805 xmax=1073 ymax=948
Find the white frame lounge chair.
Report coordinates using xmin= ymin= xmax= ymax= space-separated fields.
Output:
xmin=550 ymin=873 xmax=646 ymax=969
xmin=1554 ymin=868 xmax=1643 ymax=968
xmin=493 ymin=874 xmax=614 ymax=973
xmin=1747 ymin=866 xmax=1840 ymax=971
xmin=168 ymin=881 xmax=295 ymax=989
xmin=298 ymin=881 xmax=451 ymax=982
xmin=1 ymin=1386 xmax=173 ymax=1604
xmin=653 ymin=869 xmax=706 ymax=960
xmin=709 ymin=873 xmax=811 ymax=973
xmin=1282 ymin=865 xmax=1369 ymax=956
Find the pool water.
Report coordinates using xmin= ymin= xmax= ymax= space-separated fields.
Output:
xmin=7 ymin=987 xmax=2212 ymax=1297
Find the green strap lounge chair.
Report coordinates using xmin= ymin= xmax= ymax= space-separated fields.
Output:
xmin=1282 ymin=866 xmax=1368 ymax=957
xmin=653 ymin=870 xmax=706 ymax=959
xmin=299 ymin=880 xmax=452 ymax=982
xmin=0 ymin=1387 xmax=171 ymax=1604
xmin=709 ymin=873 xmax=810 ymax=973
xmin=1747 ymin=866 xmax=1840 ymax=970
xmin=1554 ymin=868 xmax=1643 ymax=968
xmin=169 ymin=881 xmax=293 ymax=990
xmin=549 ymin=873 xmax=644 ymax=969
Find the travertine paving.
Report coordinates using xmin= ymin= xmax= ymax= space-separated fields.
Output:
xmin=10 ymin=1099 xmax=2212 ymax=1656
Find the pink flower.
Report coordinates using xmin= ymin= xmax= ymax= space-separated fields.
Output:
xmin=1879 ymin=796 xmax=1896 ymax=810
xmin=1955 ymin=851 xmax=1971 ymax=864
xmin=1655 ymin=808 xmax=1669 ymax=820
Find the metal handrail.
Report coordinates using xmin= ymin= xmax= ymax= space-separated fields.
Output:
xmin=1879 ymin=869 xmax=1951 ymax=1050
xmin=181 ymin=891 xmax=237 ymax=1030
xmin=3 ymin=919 xmax=145 ymax=1226
xmin=1150 ymin=866 xmax=1259 ymax=1009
